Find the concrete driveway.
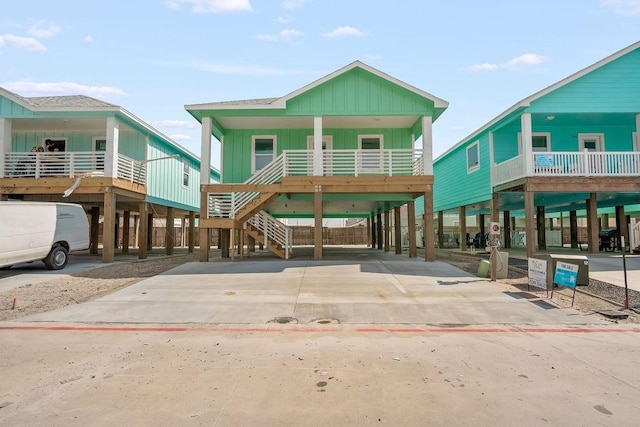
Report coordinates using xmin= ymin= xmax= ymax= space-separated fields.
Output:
xmin=22 ymin=255 xmax=605 ymax=325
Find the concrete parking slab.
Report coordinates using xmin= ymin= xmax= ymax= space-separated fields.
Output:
xmin=22 ymin=257 xmax=606 ymax=325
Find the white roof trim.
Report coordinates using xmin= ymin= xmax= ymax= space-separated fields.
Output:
xmin=436 ymin=40 xmax=640 ymax=162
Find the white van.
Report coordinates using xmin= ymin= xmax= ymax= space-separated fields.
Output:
xmin=0 ymin=201 xmax=90 ymax=270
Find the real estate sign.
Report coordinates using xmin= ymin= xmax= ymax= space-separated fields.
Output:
xmin=553 ymin=262 xmax=579 ymax=289
xmin=528 ymin=258 xmax=547 ymax=289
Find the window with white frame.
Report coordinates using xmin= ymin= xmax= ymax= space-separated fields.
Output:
xmin=467 ymin=141 xmax=479 ymax=172
xmin=517 ymin=132 xmax=551 ymax=154
xmin=358 ymin=134 xmax=383 ymax=172
xmin=183 ymin=160 xmax=190 ymax=187
xmin=93 ymin=137 xmax=106 ymax=170
xmin=252 ymin=136 xmax=276 ymax=173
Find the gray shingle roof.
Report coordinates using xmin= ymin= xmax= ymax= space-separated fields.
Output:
xmin=24 ymin=95 xmax=118 ymax=108
xmin=211 ymin=97 xmax=279 ymax=106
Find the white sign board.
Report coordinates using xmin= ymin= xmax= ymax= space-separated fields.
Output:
xmin=528 ymin=258 xmax=547 ymax=290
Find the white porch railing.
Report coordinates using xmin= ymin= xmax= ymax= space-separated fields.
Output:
xmin=630 ymin=221 xmax=640 ymax=251
xmin=247 ymin=210 xmax=293 ymax=259
xmin=1 ymin=151 xmax=146 ymax=184
xmin=494 ymin=151 xmax=640 ymax=186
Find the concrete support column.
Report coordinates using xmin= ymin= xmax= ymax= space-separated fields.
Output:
xmin=503 ymin=210 xmax=511 ymax=249
xmin=536 ymin=205 xmax=546 ymax=251
xmin=424 ymin=191 xmax=434 ymax=262
xmin=188 ymin=211 xmax=195 ymax=253
xmin=165 ymin=207 xmax=174 ymax=256
xmin=138 ymin=202 xmax=148 ymax=260
xmin=524 ymin=189 xmax=535 ymax=258
xmin=122 ymin=210 xmax=130 ymax=253
xmin=459 ymin=206 xmax=467 ymax=251
xmin=407 ymin=200 xmax=417 ymax=258
xmin=90 ymin=206 xmax=100 ymax=255
xmin=102 ymin=190 xmax=116 ymax=263
xmin=384 ymin=209 xmax=390 ymax=252
xmin=314 ymin=186 xmax=323 ymax=260
xmin=394 ymin=207 xmax=402 ymax=255
xmin=437 ymin=211 xmax=444 ymax=249
xmin=586 ymin=193 xmax=598 ymax=254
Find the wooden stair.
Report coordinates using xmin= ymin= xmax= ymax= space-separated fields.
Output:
xmin=246 ymin=223 xmax=292 ymax=259
xmin=235 ymin=192 xmax=280 ymax=223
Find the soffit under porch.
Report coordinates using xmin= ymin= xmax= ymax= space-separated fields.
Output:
xmin=215 ymin=114 xmax=419 ymax=131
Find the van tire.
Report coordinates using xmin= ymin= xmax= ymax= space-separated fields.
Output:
xmin=44 ymin=246 xmax=69 ymax=270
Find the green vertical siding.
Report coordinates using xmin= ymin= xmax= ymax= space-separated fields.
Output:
xmin=286 ymin=68 xmax=434 ymax=116
xmin=529 ymin=48 xmax=640 ymax=113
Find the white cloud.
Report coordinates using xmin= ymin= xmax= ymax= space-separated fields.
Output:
xmin=467 ymin=53 xmax=549 ymax=72
xmin=152 ymin=120 xmax=199 ymax=129
xmin=257 ymin=28 xmax=303 ymax=42
xmin=84 ymin=35 xmax=94 ymax=43
xmin=600 ymin=0 xmax=640 ymax=15
xmin=283 ymin=0 xmax=308 ymax=9
xmin=27 ymin=21 xmax=61 ymax=38
xmin=168 ymin=133 xmax=191 ymax=142
xmin=2 ymin=81 xmax=128 ymax=99
xmin=168 ymin=0 xmax=252 ymax=13
xmin=0 ymin=34 xmax=46 ymax=51
xmin=274 ymin=15 xmax=291 ymax=24
xmin=450 ymin=125 xmax=465 ymax=131
xmin=164 ymin=60 xmax=310 ymax=76
xmin=322 ymin=25 xmax=365 ymax=38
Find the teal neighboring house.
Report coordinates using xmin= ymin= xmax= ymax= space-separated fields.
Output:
xmin=186 ymin=61 xmax=448 ymax=261
xmin=0 ymin=88 xmax=220 ymax=262
xmin=433 ymin=41 xmax=640 ymax=257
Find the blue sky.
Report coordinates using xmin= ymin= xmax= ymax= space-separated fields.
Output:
xmin=1 ymin=0 xmax=639 ymax=167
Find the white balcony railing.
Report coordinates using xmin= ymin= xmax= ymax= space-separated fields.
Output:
xmin=493 ymin=151 xmax=640 ymax=186
xmin=1 ymin=151 xmax=146 ymax=185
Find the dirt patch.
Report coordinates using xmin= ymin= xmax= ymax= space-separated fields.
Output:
xmin=0 ymin=254 xmax=197 ymax=321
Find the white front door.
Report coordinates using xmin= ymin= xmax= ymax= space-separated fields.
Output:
xmin=579 ymin=133 xmax=604 ymax=174
xmin=307 ymin=136 xmax=333 ymax=175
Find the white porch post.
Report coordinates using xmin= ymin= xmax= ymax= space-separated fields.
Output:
xmin=0 ymin=118 xmax=12 ymax=178
xmin=422 ymin=116 xmax=433 ymax=175
xmin=219 ymin=135 xmax=224 ymax=183
xmin=104 ymin=117 xmax=119 ymax=178
xmin=635 ymin=114 xmax=640 ymax=148
xmin=200 ymin=117 xmax=212 ymax=185
xmin=521 ymin=113 xmax=533 ymax=176
xmin=313 ymin=116 xmax=323 ymax=176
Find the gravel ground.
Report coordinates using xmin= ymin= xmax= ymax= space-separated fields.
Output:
xmin=1 ymin=250 xmax=638 ymax=324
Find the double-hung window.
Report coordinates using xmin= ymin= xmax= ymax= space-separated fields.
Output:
xmin=467 ymin=141 xmax=479 ymax=172
xmin=252 ymin=136 xmax=276 ymax=173
xmin=183 ymin=160 xmax=190 ymax=188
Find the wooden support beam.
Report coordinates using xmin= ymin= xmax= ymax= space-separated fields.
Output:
xmin=384 ymin=210 xmax=390 ymax=252
xmin=90 ymin=206 xmax=100 ymax=255
xmin=221 ymin=229 xmax=230 ymax=258
xmin=437 ymin=211 xmax=444 ymax=249
xmin=367 ymin=217 xmax=372 ymax=248
xmin=188 ymin=211 xmax=195 ymax=253
xmin=407 ymin=200 xmax=417 ymax=258
xmin=138 ymin=202 xmax=148 ymax=260
xmin=165 ymin=206 xmax=175 ymax=256
xmin=114 ymin=212 xmax=119 ymax=249
xmin=490 ymin=192 xmax=500 ymax=281
xmin=122 ymin=210 xmax=130 ymax=253
xmin=424 ymin=191 xmax=434 ymax=262
xmin=147 ymin=213 xmax=153 ymax=252
xmin=503 ymin=210 xmax=511 ymax=249
xmin=394 ymin=207 xmax=402 ymax=255
xmin=371 ymin=214 xmax=376 ymax=249
xmin=376 ymin=213 xmax=383 ymax=250
xmin=616 ymin=205 xmax=628 ymax=250
xmin=524 ymin=190 xmax=535 ymax=258
xmin=459 ymin=206 xmax=467 ymax=251
xmin=587 ymin=193 xmax=598 ymax=254
xmin=536 ymin=205 xmax=546 ymax=251
xmin=102 ymin=190 xmax=115 ymax=263
xmin=478 ymin=214 xmax=486 ymax=248
xmin=570 ymin=210 xmax=578 ymax=249
xmin=199 ymin=191 xmax=209 ymax=261
xmin=314 ymin=187 xmax=323 ymax=260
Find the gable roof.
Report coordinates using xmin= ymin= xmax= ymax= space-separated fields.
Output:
xmin=436 ymin=40 xmax=640 ymax=161
xmin=185 ymin=61 xmax=449 ymax=111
